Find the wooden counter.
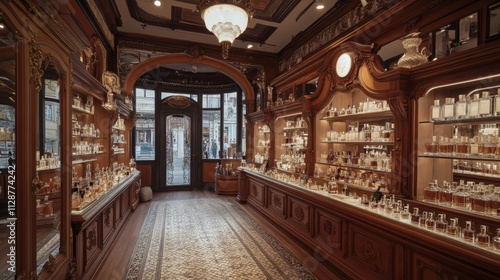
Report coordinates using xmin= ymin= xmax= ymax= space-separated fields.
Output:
xmin=71 ymin=170 xmax=141 ymax=280
xmin=237 ymin=169 xmax=500 ymax=280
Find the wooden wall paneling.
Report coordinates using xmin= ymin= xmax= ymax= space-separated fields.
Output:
xmin=267 ymin=187 xmax=286 ymax=219
xmin=313 ymin=208 xmax=343 ymax=257
xmin=84 ymin=220 xmax=100 ymax=267
xmin=248 ymin=178 xmax=266 ymax=207
xmin=136 ymin=163 xmax=152 ymax=187
xmin=203 ymin=161 xmax=218 ymax=183
xmin=287 ymin=196 xmax=311 ymax=234
xmin=102 ymin=205 xmax=114 ymax=244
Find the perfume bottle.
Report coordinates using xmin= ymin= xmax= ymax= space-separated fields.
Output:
xmin=424 ymin=136 xmax=439 ymax=155
xmin=475 ymin=225 xmax=490 ymax=248
xmin=435 ymin=214 xmax=448 ymax=233
xmin=468 ymin=93 xmax=480 ymax=118
xmin=439 ymin=181 xmax=453 ymax=206
xmin=419 ymin=211 xmax=428 ymax=228
xmin=425 ymin=212 xmax=436 ymax=230
xmin=462 ymin=221 xmax=475 ymax=243
xmin=446 ymin=218 xmax=461 ymax=237
xmin=455 ymin=94 xmax=468 ymax=119
xmin=479 ymin=91 xmax=492 ymax=117
xmin=423 ymin=180 xmax=440 ymax=203
xmin=493 ymin=228 xmax=500 ymax=251
xmin=430 ymin=99 xmax=441 ymax=121
xmin=494 ymin=88 xmax=500 ymax=116
xmin=410 ymin=207 xmax=420 ymax=225
xmin=441 ymin=97 xmax=455 ymax=120
xmin=401 ymin=204 xmax=410 ymax=220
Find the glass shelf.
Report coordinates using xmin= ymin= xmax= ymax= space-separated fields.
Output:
xmin=72 ymin=105 xmax=94 ymax=115
xmin=72 ymin=152 xmax=105 ymax=159
xmin=420 ymin=115 xmax=500 ymax=125
xmin=420 ymin=154 xmax=500 ymax=162
xmin=72 ymin=158 xmax=98 ymax=165
xmin=316 ymin=161 xmax=392 ymax=174
xmin=322 ymin=110 xmax=393 ymax=122
xmin=321 ymin=140 xmax=394 ymax=145
xmin=72 ymin=135 xmax=106 ymax=140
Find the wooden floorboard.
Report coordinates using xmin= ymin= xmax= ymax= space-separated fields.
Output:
xmin=95 ymin=190 xmax=338 ymax=279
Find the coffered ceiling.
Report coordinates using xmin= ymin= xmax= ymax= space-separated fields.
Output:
xmin=95 ymin=0 xmax=350 ymax=54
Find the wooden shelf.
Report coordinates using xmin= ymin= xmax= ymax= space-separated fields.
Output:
xmin=420 ymin=115 xmax=500 ymax=125
xmin=72 ymin=135 xmax=106 ymax=140
xmin=419 ymin=154 xmax=499 ymax=162
xmin=72 ymin=105 xmax=94 ymax=115
xmin=72 ymin=158 xmax=98 ymax=165
xmin=316 ymin=161 xmax=392 ymax=174
xmin=320 ymin=140 xmax=394 ymax=145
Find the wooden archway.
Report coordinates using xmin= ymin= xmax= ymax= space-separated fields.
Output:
xmin=122 ymin=53 xmax=254 ymax=103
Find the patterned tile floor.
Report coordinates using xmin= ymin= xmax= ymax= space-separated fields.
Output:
xmin=126 ymin=197 xmax=315 ymax=280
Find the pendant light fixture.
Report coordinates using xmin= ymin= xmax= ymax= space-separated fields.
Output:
xmin=198 ymin=0 xmax=254 ymax=59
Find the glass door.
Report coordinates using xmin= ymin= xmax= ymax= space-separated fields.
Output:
xmin=166 ymin=115 xmax=191 ymax=186
xmin=160 ymin=96 xmax=200 ymax=190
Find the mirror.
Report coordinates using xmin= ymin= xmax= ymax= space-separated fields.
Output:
xmin=305 ymin=77 xmax=319 ymax=95
xmin=0 ymin=19 xmax=16 ymax=279
xmin=35 ymin=64 xmax=61 ymax=273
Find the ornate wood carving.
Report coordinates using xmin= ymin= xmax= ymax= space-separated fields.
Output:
xmin=272 ymin=194 xmax=282 ymax=208
xmin=86 ymin=227 xmax=97 ymax=251
xmin=417 ymin=259 xmax=460 ymax=280
xmin=29 ymin=36 xmax=44 ymax=93
xmin=357 ymin=240 xmax=382 ymax=265
xmin=104 ymin=207 xmax=111 ymax=227
xmin=294 ymin=206 xmax=305 ymax=221
xmin=164 ymin=95 xmax=195 ymax=108
xmin=251 ymin=184 xmax=258 ymax=197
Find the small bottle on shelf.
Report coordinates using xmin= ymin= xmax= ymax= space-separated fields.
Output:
xmin=410 ymin=207 xmax=420 ymax=225
xmin=467 ymin=93 xmax=480 ymax=118
xmin=425 ymin=212 xmax=436 ymax=230
xmin=423 ymin=180 xmax=440 ymax=203
xmin=494 ymin=88 xmax=500 ymax=116
xmin=475 ymin=225 xmax=490 ymax=248
xmin=419 ymin=211 xmax=427 ymax=228
xmin=462 ymin=221 xmax=475 ymax=243
xmin=446 ymin=218 xmax=461 ymax=237
xmin=424 ymin=136 xmax=438 ymax=155
xmin=430 ymin=99 xmax=441 ymax=121
xmin=441 ymin=97 xmax=455 ymax=120
xmin=479 ymin=91 xmax=492 ymax=117
xmin=455 ymin=94 xmax=468 ymax=119
xmin=493 ymin=228 xmax=500 ymax=251
xmin=435 ymin=214 xmax=448 ymax=233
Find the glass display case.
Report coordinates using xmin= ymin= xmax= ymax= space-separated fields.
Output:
xmin=416 ymin=74 xmax=500 ymax=236
xmin=314 ymin=88 xmax=394 ymax=197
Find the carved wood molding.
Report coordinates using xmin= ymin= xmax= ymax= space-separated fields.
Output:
xmin=29 ymin=35 xmax=44 ymax=94
xmin=86 ymin=227 xmax=97 ymax=251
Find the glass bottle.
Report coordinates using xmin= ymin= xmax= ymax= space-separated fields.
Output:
xmin=439 ymin=181 xmax=453 ymax=206
xmin=423 ymin=180 xmax=440 ymax=203
xmin=494 ymin=88 xmax=500 ymax=116
xmin=419 ymin=211 xmax=428 ymax=228
xmin=493 ymin=228 xmax=500 ymax=251
xmin=430 ymin=99 xmax=441 ymax=121
xmin=410 ymin=207 xmax=420 ymax=225
xmin=425 ymin=212 xmax=435 ymax=230
xmin=435 ymin=214 xmax=448 ymax=233
xmin=462 ymin=220 xmax=475 ymax=243
xmin=452 ymin=180 xmax=470 ymax=209
xmin=467 ymin=93 xmax=480 ymax=118
xmin=479 ymin=91 xmax=492 ymax=117
xmin=446 ymin=218 xmax=461 ymax=237
xmin=441 ymin=97 xmax=455 ymax=120
xmin=401 ymin=204 xmax=410 ymax=220
xmin=471 ymin=186 xmax=490 ymax=214
xmin=455 ymin=94 xmax=468 ymax=119
xmin=475 ymin=225 xmax=490 ymax=248
xmin=424 ymin=136 xmax=438 ymax=155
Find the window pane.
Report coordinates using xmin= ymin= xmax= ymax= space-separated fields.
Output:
xmin=202 ymin=94 xmax=220 ymax=108
xmin=242 ymin=94 xmax=246 ymax=157
xmin=135 ymin=88 xmax=155 ymax=160
xmin=223 ymin=92 xmax=237 ymax=158
xmin=202 ymin=110 xmax=221 ymax=159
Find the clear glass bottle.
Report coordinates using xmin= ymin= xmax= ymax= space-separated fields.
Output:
xmin=435 ymin=214 xmax=448 ymax=233
xmin=419 ymin=211 xmax=428 ymax=228
xmin=452 ymin=180 xmax=470 ymax=209
xmin=424 ymin=135 xmax=438 ymax=155
xmin=410 ymin=207 xmax=420 ymax=225
xmin=471 ymin=186 xmax=490 ymax=214
xmin=475 ymin=225 xmax=490 ymax=248
xmin=441 ymin=97 xmax=455 ymax=120
xmin=494 ymin=88 xmax=500 ymax=116
xmin=425 ymin=212 xmax=436 ymax=230
xmin=446 ymin=218 xmax=461 ymax=237
xmin=468 ymin=93 xmax=480 ymax=118
xmin=462 ymin=220 xmax=475 ymax=243
xmin=401 ymin=204 xmax=410 ymax=220
xmin=479 ymin=91 xmax=492 ymax=117
xmin=455 ymin=94 xmax=468 ymax=119
xmin=439 ymin=181 xmax=453 ymax=206
xmin=430 ymin=99 xmax=441 ymax=121
xmin=423 ymin=180 xmax=440 ymax=203
xmin=493 ymin=228 xmax=500 ymax=251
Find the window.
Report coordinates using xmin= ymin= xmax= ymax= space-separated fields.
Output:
xmin=135 ymin=88 xmax=155 ymax=160
xmin=223 ymin=92 xmax=237 ymax=158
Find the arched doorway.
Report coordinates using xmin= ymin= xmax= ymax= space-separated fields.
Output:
xmin=159 ymin=96 xmax=200 ymax=190
xmin=123 ymin=53 xmax=254 ymax=191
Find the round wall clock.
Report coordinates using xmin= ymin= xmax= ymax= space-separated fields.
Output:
xmin=335 ymin=52 xmax=352 ymax=78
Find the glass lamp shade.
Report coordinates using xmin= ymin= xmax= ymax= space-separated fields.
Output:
xmin=201 ymin=4 xmax=249 ymax=44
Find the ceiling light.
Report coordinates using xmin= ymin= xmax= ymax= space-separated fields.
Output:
xmin=198 ymin=0 xmax=254 ymax=59
xmin=0 ymin=23 xmax=4 ymax=29
xmin=154 ymin=0 xmax=161 ymax=6
xmin=315 ymin=0 xmax=325 ymax=10
xmin=247 ymin=44 xmax=253 ymax=49
xmin=360 ymin=0 xmax=368 ymax=7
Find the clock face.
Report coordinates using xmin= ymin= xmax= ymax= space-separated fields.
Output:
xmin=336 ymin=53 xmax=352 ymax=78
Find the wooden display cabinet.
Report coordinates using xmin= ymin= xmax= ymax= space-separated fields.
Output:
xmin=314 ymin=88 xmax=394 ymax=198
